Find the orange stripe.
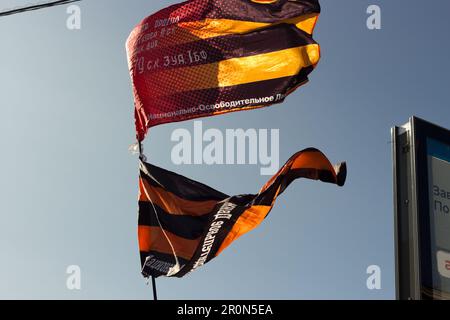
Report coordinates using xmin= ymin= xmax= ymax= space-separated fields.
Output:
xmin=290 ymin=150 xmax=336 ymax=171
xmin=139 ymin=178 xmax=218 ymax=216
xmin=138 ymin=225 xmax=199 ymax=261
xmin=215 ymin=149 xmax=339 ymax=257
xmin=215 ymin=205 xmax=271 ymax=257
xmin=260 ymin=150 xmax=336 ymax=193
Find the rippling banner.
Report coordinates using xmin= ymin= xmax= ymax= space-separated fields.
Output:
xmin=126 ymin=0 xmax=321 ymax=140
xmin=138 ymin=148 xmax=346 ymax=278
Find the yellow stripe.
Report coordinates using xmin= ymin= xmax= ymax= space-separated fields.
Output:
xmin=178 ymin=13 xmax=319 ymax=38
xmin=136 ymin=14 xmax=320 ymax=52
xmin=286 ymin=13 xmax=319 ymax=35
xmin=217 ymin=44 xmax=319 ymax=86
xmin=149 ymin=44 xmax=320 ymax=97
xmin=250 ymin=0 xmax=278 ymax=4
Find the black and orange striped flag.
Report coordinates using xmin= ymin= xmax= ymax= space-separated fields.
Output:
xmin=126 ymin=0 xmax=321 ymax=141
xmin=138 ymin=148 xmax=346 ymax=278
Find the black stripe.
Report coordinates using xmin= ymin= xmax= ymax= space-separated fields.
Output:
xmin=142 ymin=0 xmax=320 ymax=27
xmin=281 ymin=168 xmax=339 ymax=192
xmin=149 ymin=75 xmax=297 ymax=107
xmin=205 ymin=196 xmax=258 ymax=260
xmin=140 ymin=162 xmax=229 ymax=202
xmin=202 ymin=0 xmax=321 ymax=24
xmin=133 ymin=24 xmax=316 ymax=71
xmin=144 ymin=68 xmax=313 ymax=128
xmin=254 ymin=166 xmax=345 ymax=206
xmin=139 ymin=201 xmax=211 ymax=240
xmin=174 ymin=199 xmax=249 ymax=277
xmin=253 ymin=168 xmax=317 ymax=206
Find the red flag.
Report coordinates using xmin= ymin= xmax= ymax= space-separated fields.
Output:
xmin=126 ymin=0 xmax=321 ymax=140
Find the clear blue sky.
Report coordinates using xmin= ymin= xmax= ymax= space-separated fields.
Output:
xmin=0 ymin=0 xmax=449 ymax=299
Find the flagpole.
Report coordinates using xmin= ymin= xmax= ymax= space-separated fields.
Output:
xmin=138 ymin=140 xmax=143 ymax=161
xmin=138 ymin=140 xmax=157 ymax=300
xmin=151 ymin=276 xmax=158 ymax=301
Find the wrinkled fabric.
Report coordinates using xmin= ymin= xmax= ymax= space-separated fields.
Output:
xmin=138 ymin=148 xmax=345 ymax=278
xmin=126 ymin=0 xmax=321 ymax=141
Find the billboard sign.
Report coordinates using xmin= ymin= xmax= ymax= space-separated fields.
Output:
xmin=393 ymin=117 xmax=450 ymax=300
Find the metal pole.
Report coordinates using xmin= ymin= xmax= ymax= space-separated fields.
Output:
xmin=138 ymin=140 xmax=143 ymax=159
xmin=151 ymin=276 xmax=158 ymax=301
xmin=139 ymin=139 xmax=155 ymax=300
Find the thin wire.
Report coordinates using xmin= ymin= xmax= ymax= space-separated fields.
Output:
xmin=0 ymin=0 xmax=81 ymax=17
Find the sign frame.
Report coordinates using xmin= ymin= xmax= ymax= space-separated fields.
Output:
xmin=392 ymin=116 xmax=450 ymax=300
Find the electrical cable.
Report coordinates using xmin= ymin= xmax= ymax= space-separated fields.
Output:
xmin=0 ymin=0 xmax=81 ymax=17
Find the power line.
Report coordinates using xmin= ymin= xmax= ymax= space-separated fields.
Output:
xmin=0 ymin=0 xmax=81 ymax=17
